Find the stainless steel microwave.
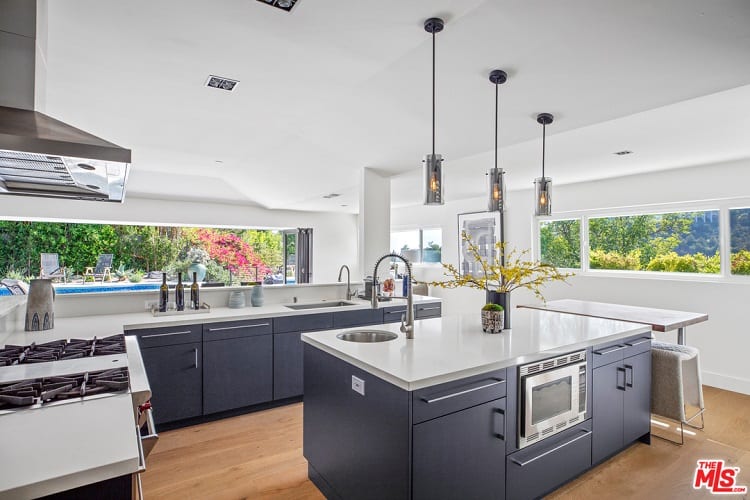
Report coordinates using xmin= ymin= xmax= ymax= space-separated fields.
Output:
xmin=518 ymin=350 xmax=587 ymax=449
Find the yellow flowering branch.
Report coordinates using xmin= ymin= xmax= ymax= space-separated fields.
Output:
xmin=419 ymin=231 xmax=574 ymax=302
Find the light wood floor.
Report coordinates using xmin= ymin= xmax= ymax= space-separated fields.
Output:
xmin=142 ymin=386 xmax=750 ymax=499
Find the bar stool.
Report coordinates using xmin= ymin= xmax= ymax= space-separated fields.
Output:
xmin=650 ymin=341 xmax=705 ymax=444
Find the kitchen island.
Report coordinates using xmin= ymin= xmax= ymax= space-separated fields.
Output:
xmin=302 ymin=308 xmax=654 ymax=500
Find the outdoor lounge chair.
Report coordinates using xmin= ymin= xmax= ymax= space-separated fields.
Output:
xmin=84 ymin=254 xmax=113 ymax=283
xmin=40 ymin=253 xmax=67 ymax=282
xmin=1 ymin=279 xmax=27 ymax=295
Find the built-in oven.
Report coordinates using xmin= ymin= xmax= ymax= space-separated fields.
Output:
xmin=518 ymin=350 xmax=587 ymax=449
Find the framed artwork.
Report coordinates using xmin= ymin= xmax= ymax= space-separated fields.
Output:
xmin=457 ymin=211 xmax=502 ymax=277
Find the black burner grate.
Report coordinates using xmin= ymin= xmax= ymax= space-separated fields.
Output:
xmin=0 ymin=334 xmax=126 ymax=366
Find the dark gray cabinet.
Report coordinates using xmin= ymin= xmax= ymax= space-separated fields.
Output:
xmin=333 ymin=308 xmax=383 ymax=328
xmin=140 ymin=341 xmax=203 ymax=425
xmin=592 ymin=336 xmax=651 ymax=464
xmin=413 ymin=398 xmax=506 ymax=500
xmin=415 ymin=303 xmax=442 ymax=319
xmin=274 ymin=331 xmax=303 ymax=400
xmin=506 ymin=422 xmax=592 ymax=500
xmin=203 ymin=321 xmax=273 ymax=414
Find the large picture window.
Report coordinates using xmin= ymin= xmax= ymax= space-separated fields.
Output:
xmin=0 ymin=220 xmax=291 ymax=296
xmin=390 ymin=228 xmax=442 ymax=264
xmin=588 ymin=211 xmax=719 ymax=274
xmin=730 ymin=207 xmax=750 ymax=275
xmin=539 ymin=219 xmax=581 ymax=269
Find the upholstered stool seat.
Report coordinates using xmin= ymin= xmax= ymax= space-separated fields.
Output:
xmin=651 ymin=341 xmax=705 ymax=444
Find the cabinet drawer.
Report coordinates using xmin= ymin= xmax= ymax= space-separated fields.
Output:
xmin=203 ymin=318 xmax=273 ymax=341
xmin=333 ymin=308 xmax=383 ymax=328
xmin=383 ymin=306 xmax=407 ymax=324
xmin=415 ymin=303 xmax=441 ymax=319
xmin=274 ymin=313 xmax=333 ymax=333
xmin=506 ymin=422 xmax=592 ymax=500
xmin=412 ymin=369 xmax=506 ymax=424
xmin=126 ymin=324 xmax=202 ymax=348
xmin=592 ymin=333 xmax=652 ymax=368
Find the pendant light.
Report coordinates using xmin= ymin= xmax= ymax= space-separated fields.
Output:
xmin=534 ymin=113 xmax=554 ymax=216
xmin=423 ymin=17 xmax=445 ymax=205
xmin=487 ymin=69 xmax=508 ymax=212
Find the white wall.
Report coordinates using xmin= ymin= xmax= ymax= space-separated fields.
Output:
xmin=0 ymin=195 xmax=360 ymax=283
xmin=392 ymin=159 xmax=750 ymax=394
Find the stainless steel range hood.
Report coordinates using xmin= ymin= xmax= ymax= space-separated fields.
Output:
xmin=0 ymin=0 xmax=131 ymax=202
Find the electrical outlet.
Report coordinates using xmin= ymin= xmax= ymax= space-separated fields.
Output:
xmin=351 ymin=375 xmax=365 ymax=396
xmin=144 ymin=300 xmax=158 ymax=310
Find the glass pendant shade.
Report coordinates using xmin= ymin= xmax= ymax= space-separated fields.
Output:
xmin=534 ymin=176 xmax=552 ymax=216
xmin=423 ymin=153 xmax=444 ymax=205
xmin=487 ymin=167 xmax=506 ymax=212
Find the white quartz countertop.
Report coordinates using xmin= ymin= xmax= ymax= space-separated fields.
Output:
xmin=301 ymin=308 xmax=651 ymax=390
xmin=0 ymin=295 xmax=441 ymax=347
xmin=0 ymin=393 xmax=140 ymax=499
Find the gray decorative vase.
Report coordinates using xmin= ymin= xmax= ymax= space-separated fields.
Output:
xmin=25 ymin=279 xmax=55 ymax=331
xmin=250 ymin=285 xmax=264 ymax=307
xmin=481 ymin=309 xmax=505 ymax=334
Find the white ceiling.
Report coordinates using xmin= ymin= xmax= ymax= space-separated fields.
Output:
xmin=43 ymin=0 xmax=750 ymax=213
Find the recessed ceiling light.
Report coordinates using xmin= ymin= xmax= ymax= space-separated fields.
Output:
xmin=613 ymin=150 xmax=633 ymax=156
xmin=322 ymin=193 xmax=340 ymax=199
xmin=205 ymin=75 xmax=239 ymax=92
xmin=340 ymin=204 xmax=348 ymax=207
xmin=256 ymin=0 xmax=299 ymax=13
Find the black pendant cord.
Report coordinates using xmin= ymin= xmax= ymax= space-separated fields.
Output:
xmin=541 ymin=122 xmax=546 ymax=180
xmin=432 ymin=29 xmax=436 ymax=159
xmin=494 ymin=82 xmax=499 ymax=170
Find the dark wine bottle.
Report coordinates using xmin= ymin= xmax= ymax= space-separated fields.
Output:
xmin=176 ymin=272 xmax=185 ymax=311
xmin=190 ymin=272 xmax=200 ymax=310
xmin=158 ymin=273 xmax=168 ymax=312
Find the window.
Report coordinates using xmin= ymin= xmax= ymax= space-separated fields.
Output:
xmin=730 ymin=207 xmax=750 ymax=275
xmin=390 ymin=228 xmax=442 ymax=264
xmin=539 ymin=219 xmax=581 ymax=268
xmin=0 ymin=220 xmax=291 ymax=295
xmin=588 ymin=211 xmax=719 ymax=274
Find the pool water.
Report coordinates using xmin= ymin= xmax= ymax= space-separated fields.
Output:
xmin=0 ymin=283 xmax=161 ymax=296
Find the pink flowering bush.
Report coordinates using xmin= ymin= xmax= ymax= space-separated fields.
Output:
xmin=195 ymin=229 xmax=272 ymax=279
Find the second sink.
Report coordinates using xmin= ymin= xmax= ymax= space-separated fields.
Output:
xmin=285 ymin=300 xmax=356 ymax=310
xmin=336 ymin=329 xmax=398 ymax=343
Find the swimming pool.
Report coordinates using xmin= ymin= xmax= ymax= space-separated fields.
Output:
xmin=0 ymin=283 xmax=161 ymax=296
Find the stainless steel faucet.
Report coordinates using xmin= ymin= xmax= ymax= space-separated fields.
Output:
xmin=337 ymin=264 xmax=354 ymax=300
xmin=372 ymin=253 xmax=414 ymax=339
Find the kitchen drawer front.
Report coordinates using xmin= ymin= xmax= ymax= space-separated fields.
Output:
xmin=415 ymin=302 xmax=441 ymax=319
xmin=126 ymin=324 xmax=202 ymax=348
xmin=592 ymin=333 xmax=652 ymax=368
xmin=506 ymin=422 xmax=592 ymax=500
xmin=383 ymin=306 xmax=407 ymax=324
xmin=274 ymin=313 xmax=333 ymax=334
xmin=412 ymin=368 xmax=507 ymax=424
xmin=203 ymin=318 xmax=273 ymax=341
xmin=333 ymin=308 xmax=383 ymax=328
xmin=622 ymin=334 xmax=653 ymax=357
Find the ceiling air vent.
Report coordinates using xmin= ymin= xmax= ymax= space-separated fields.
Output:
xmin=613 ymin=150 xmax=633 ymax=156
xmin=256 ymin=0 xmax=299 ymax=13
xmin=205 ymin=75 xmax=239 ymax=92
xmin=322 ymin=193 xmax=341 ymax=199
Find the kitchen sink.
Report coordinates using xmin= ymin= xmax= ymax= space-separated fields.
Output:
xmin=336 ymin=330 xmax=398 ymax=343
xmin=285 ymin=300 xmax=357 ymax=310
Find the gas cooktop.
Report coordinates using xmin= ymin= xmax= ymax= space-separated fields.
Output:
xmin=0 ymin=334 xmax=126 ymax=366
xmin=0 ymin=367 xmax=130 ymax=411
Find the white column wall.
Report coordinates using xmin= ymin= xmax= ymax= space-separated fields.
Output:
xmin=392 ymin=158 xmax=750 ymax=394
xmin=358 ymin=168 xmax=390 ymax=278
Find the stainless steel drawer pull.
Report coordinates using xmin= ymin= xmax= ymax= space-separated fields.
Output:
xmin=418 ymin=306 xmax=441 ymax=311
xmin=422 ymin=379 xmax=505 ymax=404
xmin=510 ymin=430 xmax=592 ymax=467
xmin=141 ymin=330 xmax=192 ymax=339
xmin=208 ymin=323 xmax=270 ymax=332
xmin=194 ymin=348 xmax=199 ymax=369
xmin=625 ymin=338 xmax=652 ymax=347
xmin=593 ymin=345 xmax=626 ymax=355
